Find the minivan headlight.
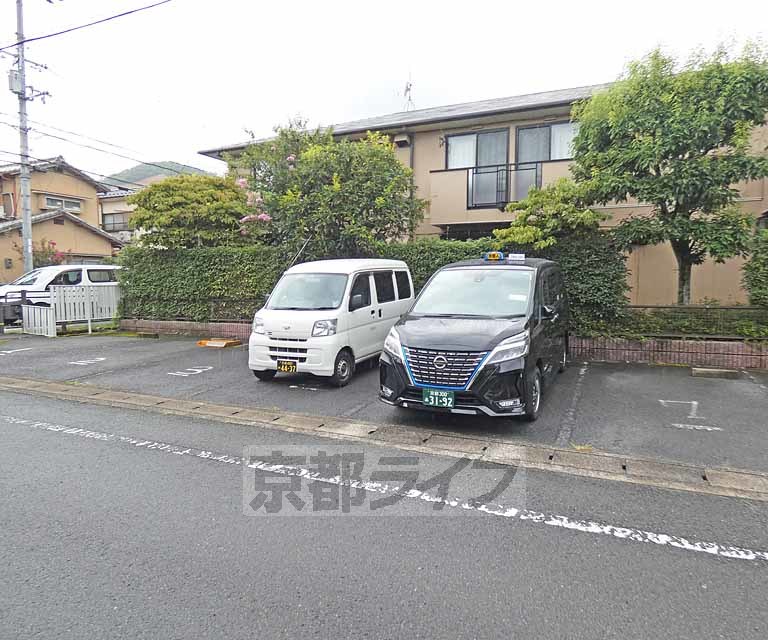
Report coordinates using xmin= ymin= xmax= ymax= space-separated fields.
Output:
xmin=486 ymin=331 xmax=530 ymax=364
xmin=312 ymin=319 xmax=337 ymax=337
xmin=252 ymin=316 xmax=266 ymax=335
xmin=383 ymin=327 xmax=403 ymax=361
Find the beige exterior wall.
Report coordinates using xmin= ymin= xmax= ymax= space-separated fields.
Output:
xmin=0 ymin=170 xmax=101 ymax=228
xmin=388 ymin=111 xmax=767 ymax=305
xmin=0 ymin=217 xmax=115 ymax=282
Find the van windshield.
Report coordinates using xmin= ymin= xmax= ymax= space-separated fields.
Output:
xmin=412 ymin=268 xmax=533 ymax=317
xmin=10 ymin=269 xmax=43 ymax=286
xmin=267 ymin=273 xmax=348 ymax=311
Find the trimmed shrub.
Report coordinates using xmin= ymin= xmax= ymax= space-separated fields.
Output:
xmin=118 ymin=244 xmax=284 ymax=321
xmin=377 ymin=232 xmax=629 ymax=333
xmin=744 ymin=230 xmax=768 ymax=307
xmin=119 ymin=232 xmax=629 ymax=333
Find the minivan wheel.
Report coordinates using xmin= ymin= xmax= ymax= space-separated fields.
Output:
xmin=523 ymin=367 xmax=542 ymax=422
xmin=252 ymin=369 xmax=276 ymax=381
xmin=329 ymin=349 xmax=355 ymax=387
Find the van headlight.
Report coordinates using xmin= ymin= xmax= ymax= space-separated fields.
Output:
xmin=486 ymin=331 xmax=530 ymax=364
xmin=252 ymin=316 xmax=266 ymax=335
xmin=312 ymin=319 xmax=337 ymax=337
xmin=383 ymin=327 xmax=403 ymax=361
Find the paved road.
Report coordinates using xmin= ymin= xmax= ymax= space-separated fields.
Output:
xmin=1 ymin=390 xmax=767 ymax=639
xmin=2 ymin=332 xmax=767 ymax=474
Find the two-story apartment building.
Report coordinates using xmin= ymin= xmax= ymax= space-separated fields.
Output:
xmin=0 ymin=156 xmax=123 ymax=282
xmin=200 ymin=84 xmax=768 ymax=304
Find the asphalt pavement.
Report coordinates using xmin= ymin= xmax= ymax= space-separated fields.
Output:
xmin=1 ymin=332 xmax=766 ymax=474
xmin=1 ymin=391 xmax=767 ymax=639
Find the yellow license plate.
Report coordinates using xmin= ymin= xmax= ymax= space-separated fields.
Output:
xmin=277 ymin=360 xmax=297 ymax=373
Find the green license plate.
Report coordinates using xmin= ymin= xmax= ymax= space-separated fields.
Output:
xmin=422 ymin=388 xmax=454 ymax=408
xmin=276 ymin=360 xmax=298 ymax=373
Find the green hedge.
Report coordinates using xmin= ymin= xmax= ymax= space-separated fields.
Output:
xmin=118 ymin=244 xmax=284 ymax=321
xmin=376 ymin=232 xmax=629 ymax=333
xmin=118 ymin=233 xmax=629 ymax=332
xmin=744 ymin=230 xmax=768 ymax=307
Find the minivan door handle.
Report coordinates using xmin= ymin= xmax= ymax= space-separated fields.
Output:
xmin=378 ymin=309 xmax=382 ymax=318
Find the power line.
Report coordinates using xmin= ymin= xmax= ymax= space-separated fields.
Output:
xmin=0 ymin=147 xmax=146 ymax=190
xmin=0 ymin=1 xmax=174 ymax=53
xmin=0 ymin=110 xmax=144 ymax=155
xmin=0 ymin=119 xmax=208 ymax=176
xmin=0 ymin=50 xmax=48 ymax=71
xmin=0 ymin=120 xmax=191 ymax=177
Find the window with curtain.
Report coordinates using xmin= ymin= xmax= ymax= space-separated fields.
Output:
xmin=446 ymin=134 xmax=476 ymax=169
xmin=550 ymin=122 xmax=579 ymax=160
xmin=446 ymin=130 xmax=508 ymax=169
xmin=516 ymin=122 xmax=579 ymax=163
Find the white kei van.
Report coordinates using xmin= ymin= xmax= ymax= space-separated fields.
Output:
xmin=249 ymin=259 xmax=414 ymax=386
xmin=0 ymin=264 xmax=119 ymax=323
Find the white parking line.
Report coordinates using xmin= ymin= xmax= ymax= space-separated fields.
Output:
xmin=0 ymin=348 xmax=32 ymax=355
xmin=289 ymin=384 xmax=320 ymax=392
xmin=669 ymin=423 xmax=723 ymax=432
xmin=69 ymin=357 xmax=107 ymax=366
xmin=659 ymin=400 xmax=703 ymax=419
xmin=2 ymin=412 xmax=766 ymax=564
xmin=167 ymin=366 xmax=214 ymax=377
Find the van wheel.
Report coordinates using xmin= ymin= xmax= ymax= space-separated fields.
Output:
xmin=252 ymin=369 xmax=276 ymax=381
xmin=329 ymin=349 xmax=355 ymax=387
xmin=523 ymin=367 xmax=542 ymax=422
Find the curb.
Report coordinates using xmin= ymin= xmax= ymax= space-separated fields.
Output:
xmin=1 ymin=375 xmax=767 ymax=502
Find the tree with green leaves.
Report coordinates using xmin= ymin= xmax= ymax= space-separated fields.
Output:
xmin=492 ymin=178 xmax=605 ymax=249
xmin=572 ymin=47 xmax=768 ymax=304
xmin=128 ymin=175 xmax=249 ymax=249
xmin=743 ymin=229 xmax=768 ymax=306
xmin=229 ymin=122 xmax=426 ymax=258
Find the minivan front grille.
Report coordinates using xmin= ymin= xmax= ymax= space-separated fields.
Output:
xmin=403 ymin=347 xmax=488 ymax=388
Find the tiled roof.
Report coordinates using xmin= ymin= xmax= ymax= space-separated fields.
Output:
xmin=0 ymin=155 xmax=109 ymax=192
xmin=0 ymin=209 xmax=124 ymax=247
xmin=199 ymin=82 xmax=610 ymax=159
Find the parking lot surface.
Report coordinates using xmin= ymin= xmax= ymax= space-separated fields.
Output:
xmin=1 ymin=332 xmax=766 ymax=474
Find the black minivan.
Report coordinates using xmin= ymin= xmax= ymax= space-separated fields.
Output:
xmin=379 ymin=253 xmax=568 ymax=421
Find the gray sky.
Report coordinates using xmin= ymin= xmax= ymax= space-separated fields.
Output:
xmin=0 ymin=0 xmax=766 ymax=183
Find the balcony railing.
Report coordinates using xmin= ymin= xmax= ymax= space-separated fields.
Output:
xmin=467 ymin=163 xmax=542 ymax=209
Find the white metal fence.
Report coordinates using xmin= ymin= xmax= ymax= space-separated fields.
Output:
xmin=21 ymin=304 xmax=57 ymax=337
xmin=22 ymin=284 xmax=121 ymax=337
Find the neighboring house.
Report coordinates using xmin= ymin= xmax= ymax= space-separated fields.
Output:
xmin=98 ymin=189 xmax=137 ymax=244
xmin=200 ymin=84 xmax=768 ymax=305
xmin=0 ymin=156 xmax=123 ymax=282
xmin=97 ymin=162 xmax=211 ymax=243
xmin=0 ymin=210 xmax=123 ymax=282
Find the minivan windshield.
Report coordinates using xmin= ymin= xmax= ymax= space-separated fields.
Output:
xmin=266 ymin=273 xmax=348 ymax=311
xmin=412 ymin=268 xmax=533 ymax=317
xmin=10 ymin=269 xmax=43 ymax=286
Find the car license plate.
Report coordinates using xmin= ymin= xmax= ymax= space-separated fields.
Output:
xmin=276 ymin=360 xmax=297 ymax=373
xmin=422 ymin=388 xmax=454 ymax=408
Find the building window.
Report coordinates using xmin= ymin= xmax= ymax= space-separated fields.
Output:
xmin=758 ymin=213 xmax=768 ymax=231
xmin=102 ymin=212 xmax=130 ymax=232
xmin=516 ymin=121 xmax=579 ymax=163
xmin=44 ymin=196 xmax=82 ymax=213
xmin=446 ymin=129 xmax=508 ymax=169
xmin=1 ymin=192 xmax=15 ymax=217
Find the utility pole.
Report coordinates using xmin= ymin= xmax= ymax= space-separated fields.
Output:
xmin=15 ymin=0 xmax=33 ymax=273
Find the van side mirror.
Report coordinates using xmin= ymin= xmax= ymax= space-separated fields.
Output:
xmin=542 ymin=304 xmax=557 ymax=319
xmin=349 ymin=293 xmax=364 ymax=311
